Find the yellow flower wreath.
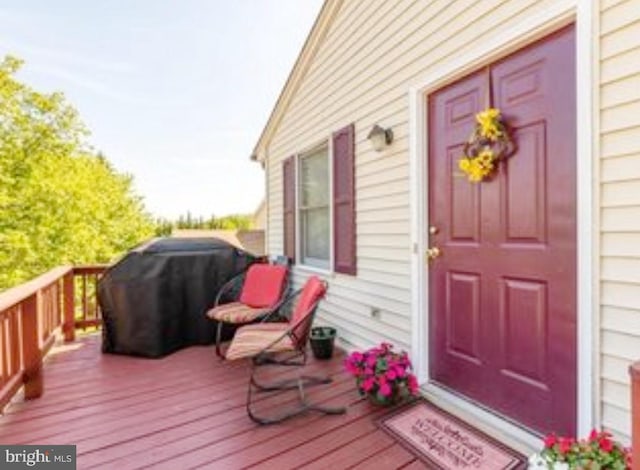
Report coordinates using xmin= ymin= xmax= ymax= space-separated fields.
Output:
xmin=458 ymin=108 xmax=513 ymax=182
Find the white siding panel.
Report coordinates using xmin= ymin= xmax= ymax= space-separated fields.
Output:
xmin=601 ymin=281 xmax=640 ymax=310
xmin=357 ymin=269 xmax=410 ymax=288
xmin=601 ymin=0 xmax=640 ymax=34
xmin=600 ymin=46 xmax=640 ymax=83
xmin=600 ymin=19 xmax=640 ymax=58
xmin=602 ymin=330 xmax=640 ymax=362
xmin=601 ymin=0 xmax=629 ymax=11
xmin=601 ymin=126 xmax=640 ymax=159
xmin=596 ymin=0 xmax=639 ymax=440
xmin=602 ymin=306 xmax=640 ymax=337
xmin=602 ymin=258 xmax=640 ymax=283
xmin=601 ymin=233 xmax=640 ymax=257
xmin=600 ymin=99 xmax=640 ymax=133
xmin=601 ymin=180 xmax=640 ymax=206
xmin=602 ymin=380 xmax=631 ymax=411
xmin=602 ymin=403 xmax=632 ymax=445
xmin=358 ymin=181 xmax=408 ymax=200
xmin=600 ymin=74 xmax=640 ymax=109
xmin=358 ymin=234 xmax=410 ymax=249
xmin=602 ymin=355 xmax=634 ymax=384
xmin=601 ymin=152 xmax=640 ymax=181
xmin=602 ymin=207 xmax=640 ymax=232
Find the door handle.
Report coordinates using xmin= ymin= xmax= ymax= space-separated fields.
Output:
xmin=426 ymin=246 xmax=441 ymax=261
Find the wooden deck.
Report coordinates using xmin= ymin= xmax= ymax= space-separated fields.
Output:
xmin=0 ymin=335 xmax=427 ymax=469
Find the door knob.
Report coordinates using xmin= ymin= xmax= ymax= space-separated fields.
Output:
xmin=426 ymin=246 xmax=441 ymax=261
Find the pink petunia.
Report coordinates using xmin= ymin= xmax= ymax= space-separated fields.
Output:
xmin=386 ymin=369 xmax=397 ymax=381
xmin=366 ymin=355 xmax=377 ymax=368
xmin=362 ymin=377 xmax=375 ymax=392
xmin=380 ymin=382 xmax=392 ymax=397
xmin=344 ymin=360 xmax=357 ymax=374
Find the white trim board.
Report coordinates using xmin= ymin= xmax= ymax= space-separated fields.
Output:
xmin=408 ymin=0 xmax=595 ymax=449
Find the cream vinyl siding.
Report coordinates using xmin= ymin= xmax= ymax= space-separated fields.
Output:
xmin=599 ymin=0 xmax=640 ymax=444
xmin=265 ymin=0 xmax=568 ymax=352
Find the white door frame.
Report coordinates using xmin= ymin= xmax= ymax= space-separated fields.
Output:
xmin=408 ymin=0 xmax=596 ymax=441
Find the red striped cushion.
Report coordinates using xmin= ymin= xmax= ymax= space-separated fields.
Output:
xmin=225 ymin=323 xmax=293 ymax=360
xmin=206 ymin=302 xmax=270 ymax=323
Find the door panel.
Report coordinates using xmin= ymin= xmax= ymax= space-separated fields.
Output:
xmin=429 ymin=70 xmax=489 ymax=402
xmin=428 ymin=26 xmax=576 ymax=435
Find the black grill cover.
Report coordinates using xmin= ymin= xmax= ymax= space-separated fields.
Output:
xmin=98 ymin=237 xmax=257 ymax=358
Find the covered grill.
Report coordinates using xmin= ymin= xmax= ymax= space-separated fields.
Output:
xmin=98 ymin=237 xmax=257 ymax=358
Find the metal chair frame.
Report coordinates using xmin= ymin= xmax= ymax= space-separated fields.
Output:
xmin=212 ymin=260 xmax=290 ymax=358
xmin=240 ymin=281 xmax=346 ymax=424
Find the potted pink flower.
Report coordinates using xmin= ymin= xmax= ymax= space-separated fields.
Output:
xmin=529 ymin=429 xmax=632 ymax=469
xmin=344 ymin=342 xmax=419 ymax=406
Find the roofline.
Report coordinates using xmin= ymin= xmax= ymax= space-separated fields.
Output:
xmin=250 ymin=0 xmax=343 ymax=163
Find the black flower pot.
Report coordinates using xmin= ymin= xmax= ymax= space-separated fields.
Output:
xmin=309 ymin=327 xmax=336 ymax=360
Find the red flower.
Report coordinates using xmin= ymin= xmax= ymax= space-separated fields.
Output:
xmin=558 ymin=437 xmax=574 ymax=454
xmin=588 ymin=428 xmax=598 ymax=442
xmin=544 ymin=434 xmax=557 ymax=449
xmin=599 ymin=436 xmax=614 ymax=453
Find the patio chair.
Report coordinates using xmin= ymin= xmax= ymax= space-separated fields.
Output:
xmin=225 ymin=276 xmax=346 ymax=424
xmin=206 ymin=260 xmax=289 ymax=358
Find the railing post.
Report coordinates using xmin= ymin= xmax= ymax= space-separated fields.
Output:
xmin=631 ymin=362 xmax=640 ymax=470
xmin=63 ymin=271 xmax=75 ymax=342
xmin=22 ymin=293 xmax=43 ymax=400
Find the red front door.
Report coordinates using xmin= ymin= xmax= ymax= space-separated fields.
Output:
xmin=428 ymin=26 xmax=576 ymax=435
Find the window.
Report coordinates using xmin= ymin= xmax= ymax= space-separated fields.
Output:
xmin=298 ymin=146 xmax=330 ymax=269
xmin=282 ymin=123 xmax=355 ymax=274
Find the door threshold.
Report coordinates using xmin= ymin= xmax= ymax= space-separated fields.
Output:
xmin=421 ymin=382 xmax=541 ymax=457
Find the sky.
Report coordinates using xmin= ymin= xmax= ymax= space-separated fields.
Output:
xmin=0 ymin=0 xmax=323 ymax=219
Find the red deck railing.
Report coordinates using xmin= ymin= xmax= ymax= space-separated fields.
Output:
xmin=631 ymin=362 xmax=639 ymax=469
xmin=0 ymin=265 xmax=107 ymax=410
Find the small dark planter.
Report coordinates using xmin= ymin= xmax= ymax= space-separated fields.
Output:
xmin=309 ymin=327 xmax=337 ymax=360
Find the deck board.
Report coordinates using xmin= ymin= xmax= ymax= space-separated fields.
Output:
xmin=0 ymin=335 xmax=423 ymax=469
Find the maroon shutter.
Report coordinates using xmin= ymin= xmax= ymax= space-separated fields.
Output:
xmin=333 ymin=124 xmax=356 ymax=275
xmin=282 ymin=156 xmax=296 ymax=262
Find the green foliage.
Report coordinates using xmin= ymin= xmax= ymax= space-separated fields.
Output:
xmin=154 ymin=217 xmax=174 ymax=237
xmin=164 ymin=212 xmax=253 ymax=232
xmin=0 ymin=55 xmax=154 ymax=290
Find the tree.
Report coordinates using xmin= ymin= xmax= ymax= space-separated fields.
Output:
xmin=0 ymin=55 xmax=154 ymax=290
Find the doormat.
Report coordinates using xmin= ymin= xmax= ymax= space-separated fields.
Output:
xmin=379 ymin=401 xmax=527 ymax=469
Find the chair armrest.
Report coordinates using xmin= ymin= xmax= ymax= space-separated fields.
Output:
xmin=214 ymin=270 xmax=247 ymax=306
xmin=255 ymin=283 xmax=327 ymax=360
xmin=258 ymin=285 xmax=302 ymax=323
